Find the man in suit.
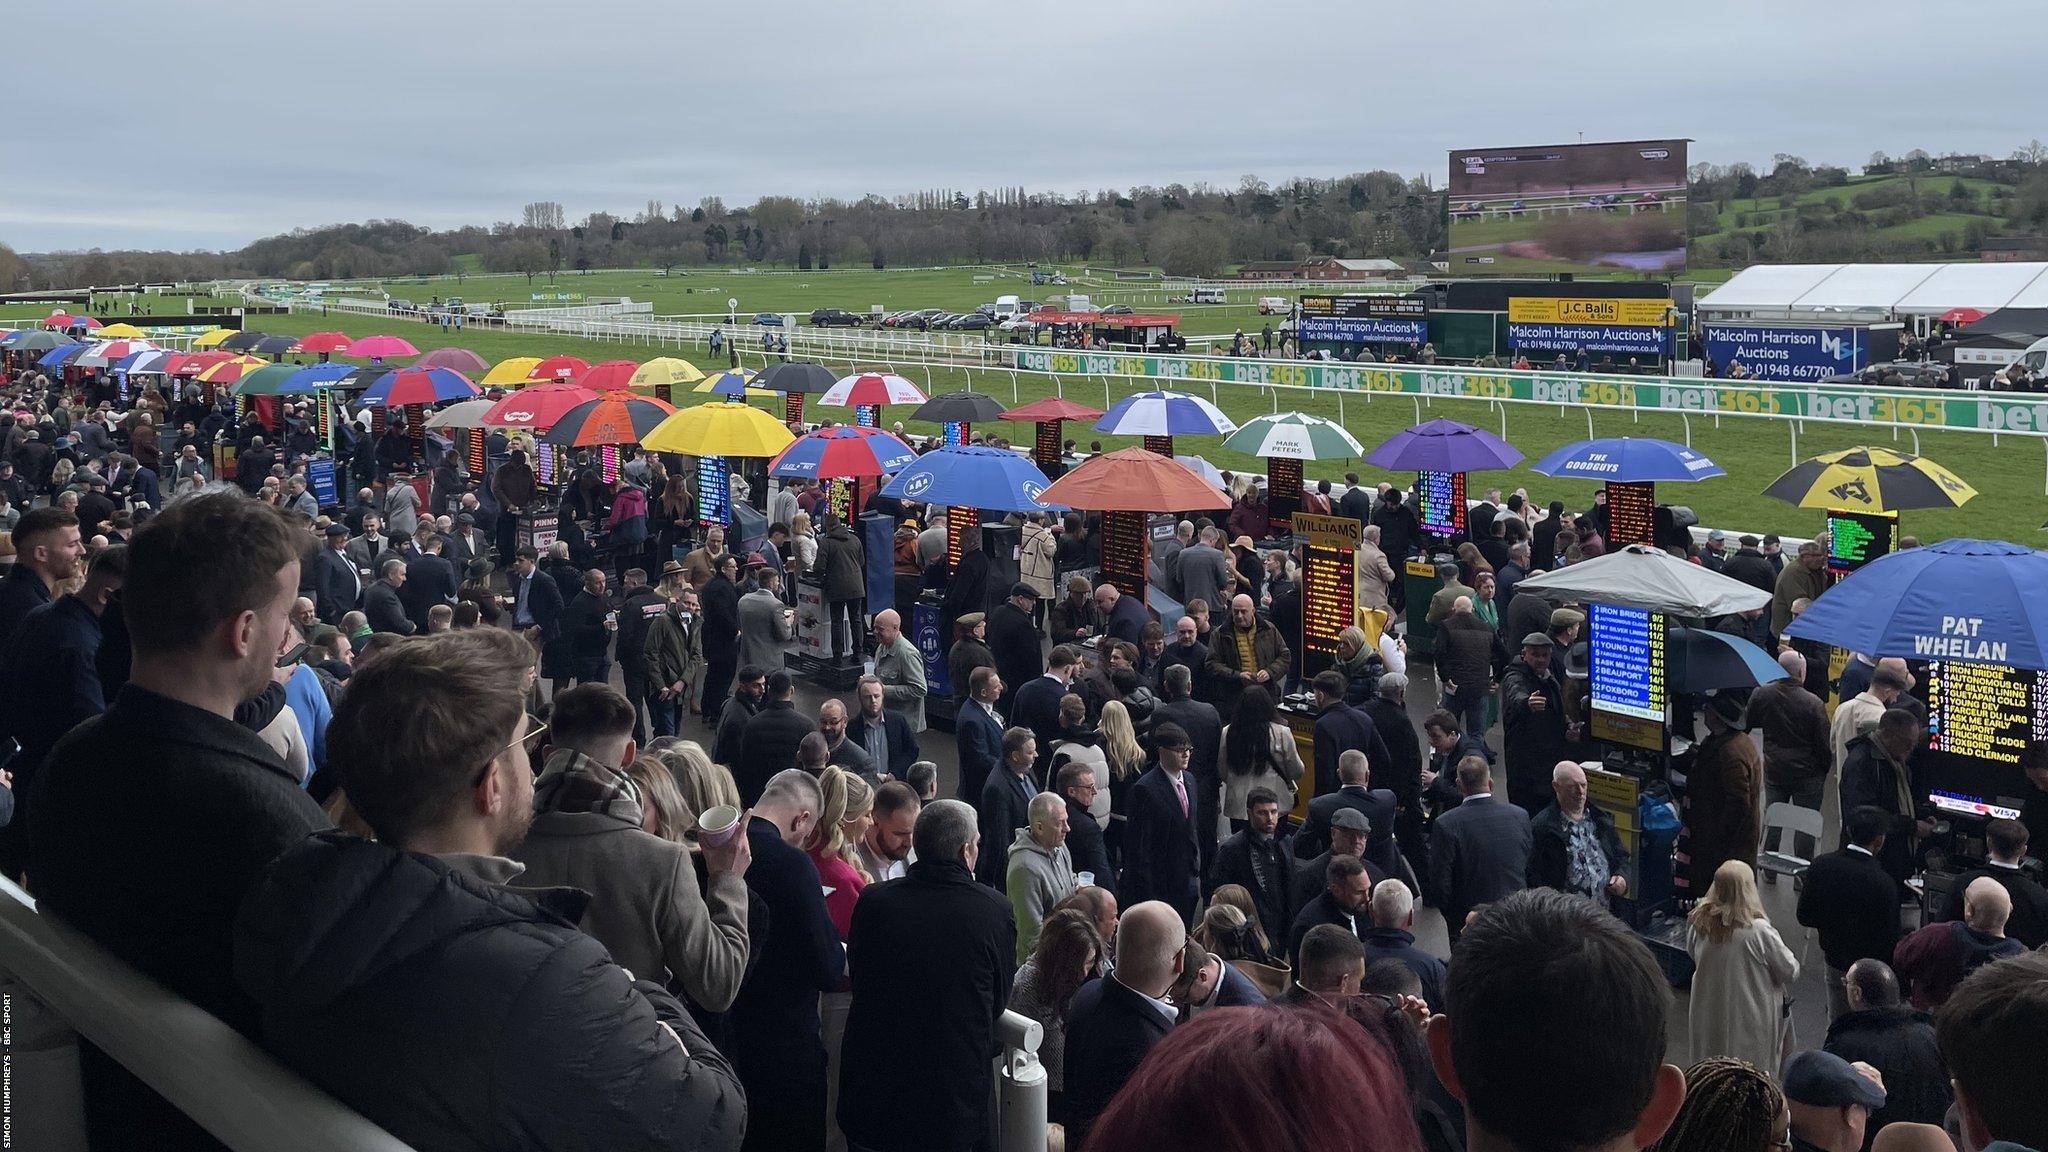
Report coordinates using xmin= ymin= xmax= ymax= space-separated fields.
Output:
xmin=1298 ymin=749 xmax=1401 ymax=879
xmin=362 ymin=557 xmax=415 ymax=635
xmin=954 ymin=666 xmax=1006 ymax=805
xmin=1429 ymin=754 xmax=1533 ymax=945
xmin=1121 ymin=722 xmax=1202 ymax=925
xmin=1170 ymin=937 xmax=1265 ymax=1018
xmin=987 ymin=583 xmax=1044 ymax=718
xmin=400 ymin=533 xmax=458 ymax=635
xmin=729 ymin=770 xmax=844 ymax=1152
xmin=344 ymin=512 xmax=392 ymax=580
xmin=1360 ymin=877 xmax=1446 ymax=1010
xmin=1799 ymin=805 xmax=1910 ymax=1020
xmin=735 ymin=565 xmax=794 ymax=675
xmin=1057 ymin=762 xmax=1113 ymax=894
xmin=1308 ymin=670 xmax=1392 ymax=801
xmin=310 ymin=522 xmax=362 ymax=625
xmin=1095 ymin=581 xmax=1151 ymax=647
xmin=1211 ymin=786 xmax=1294 ymax=948
xmin=446 ymin=512 xmax=491 ymax=572
xmin=1288 ymin=853 xmax=1374 ymax=971
xmin=506 ymin=545 xmax=562 ymax=653
xmin=1290 ymin=807 xmax=1385 ymax=911
xmin=977 ymin=727 xmax=1039 ymax=887
xmin=846 ymin=674 xmax=919 ymax=782
xmin=1152 ymin=663 xmax=1223 ymax=883
xmin=1012 ymin=644 xmax=1078 ymax=778
xmin=1934 ymin=817 xmax=2048 ymax=949
xmin=736 ymin=670 xmax=816 ymax=806
xmin=1063 ymin=901 xmax=1185 ymax=1148
xmin=839 ymin=799 xmax=1015 ymax=1152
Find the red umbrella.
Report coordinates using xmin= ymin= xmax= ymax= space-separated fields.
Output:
xmin=1035 ymin=446 xmax=1229 ymax=512
xmin=526 ymin=355 xmax=590 ymax=382
xmin=170 ymin=350 xmax=237 ymax=377
xmin=347 ymin=334 xmax=419 ymax=359
xmin=44 ymin=312 xmax=99 ymax=330
xmin=294 ymin=331 xmax=353 ymax=354
xmin=481 ymin=382 xmax=599 ymax=430
xmin=1940 ymin=307 xmax=1986 ymax=326
xmin=1000 ymin=396 xmax=1106 ymax=423
xmin=542 ymin=394 xmax=678 ymax=447
xmin=575 ymin=360 xmax=640 ymax=391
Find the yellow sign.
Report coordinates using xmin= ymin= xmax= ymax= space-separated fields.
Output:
xmin=1291 ymin=512 xmax=1362 ymax=550
xmin=1508 ymin=297 xmax=1673 ymax=327
xmin=1404 ymin=559 xmax=1438 ymax=579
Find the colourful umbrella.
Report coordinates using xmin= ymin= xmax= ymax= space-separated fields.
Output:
xmin=1221 ymin=412 xmax=1364 ymax=460
xmin=1093 ymin=389 xmax=1238 ymax=437
xmin=1530 ymin=437 xmax=1725 ymax=483
xmin=116 ymin=350 xmax=178 ymax=374
xmin=574 ymin=360 xmax=641 ymax=391
xmin=877 ymin=444 xmax=1064 ymax=511
xmin=191 ymin=328 xmax=236 ymax=349
xmin=1364 ymin=418 xmax=1524 ymax=472
xmin=1762 ymin=446 xmax=1974 ymax=512
xmin=230 ymin=364 xmax=310 ymax=396
xmin=359 ymin=367 xmax=482 ymax=407
xmin=628 ymin=357 xmax=705 ymax=389
xmin=525 ymin=355 xmax=589 ymax=382
xmin=1000 ymin=396 xmax=1105 ymax=423
xmin=35 ymin=343 xmax=88 ymax=369
xmin=413 ymin=347 xmax=489 ymax=374
xmin=819 ymin=371 xmax=926 ymax=407
xmin=78 ymin=339 xmax=158 ymax=369
xmin=195 ymin=355 xmax=269 ymax=384
xmin=294 ymin=331 xmax=353 ymax=355
xmin=696 ymin=369 xmax=773 ymax=398
xmin=424 ymin=399 xmax=499 ymax=430
xmin=770 ymin=426 xmax=918 ymax=479
xmin=347 ymin=334 xmax=419 ymax=359
xmin=1035 ymin=446 xmax=1229 ymax=512
xmin=543 ymin=394 xmax=678 ymax=447
xmin=641 ymin=402 xmax=795 ymax=457
xmin=279 ymin=363 xmax=360 ymax=392
xmin=480 ymin=357 xmax=542 ymax=387
xmin=43 ymin=313 xmax=99 ymax=330
xmin=94 ymin=323 xmax=145 ymax=339
xmin=481 ymin=382 xmax=598 ymax=430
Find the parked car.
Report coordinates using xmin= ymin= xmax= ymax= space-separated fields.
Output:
xmin=809 ymin=308 xmax=867 ymax=327
xmin=901 ymin=308 xmax=947 ymax=330
xmin=1100 ymin=304 xmax=1134 ymax=315
xmin=954 ymin=313 xmax=994 ymax=331
xmin=751 ymin=312 xmax=785 ymax=327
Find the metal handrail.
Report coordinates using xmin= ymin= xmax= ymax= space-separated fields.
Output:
xmin=0 ymin=876 xmax=416 ymax=1152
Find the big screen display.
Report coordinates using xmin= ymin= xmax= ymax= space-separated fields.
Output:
xmin=1448 ymin=139 xmax=1688 ymax=275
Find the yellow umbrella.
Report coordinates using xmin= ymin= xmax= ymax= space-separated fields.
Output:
xmin=96 ymin=322 xmax=145 ymax=338
xmin=629 ymin=357 xmax=706 ymax=389
xmin=693 ymin=368 xmax=774 ymax=399
xmin=192 ymin=328 xmax=236 ymax=349
xmin=196 ymin=355 xmax=269 ymax=384
xmin=641 ymin=401 xmax=794 ymax=457
xmin=480 ymin=357 xmax=543 ymax=387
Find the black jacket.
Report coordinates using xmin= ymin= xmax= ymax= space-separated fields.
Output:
xmin=734 ymin=699 xmax=816 ymax=805
xmin=1936 ymin=864 xmax=2048 ymax=949
xmin=1527 ymin=801 xmax=1630 ymax=898
xmin=845 ymin=707 xmax=919 ymax=781
xmin=561 ymin=588 xmax=613 ymax=663
xmin=954 ymin=698 xmax=1005 ymax=804
xmin=235 ymin=834 xmax=745 ymax=1152
xmin=1122 ymin=765 xmax=1201 ymax=921
xmin=401 ymin=552 xmax=459 ymax=633
xmin=616 ymin=584 xmax=668 ymax=689
xmin=1499 ymin=657 xmax=1568 ymax=811
xmin=362 ymin=579 xmax=414 ymax=635
xmin=1064 ymin=796 xmax=1113 ymax=898
xmin=1361 ymin=925 xmax=1447 ymax=1011
xmin=700 ymin=574 xmax=740 ymax=658
xmin=1012 ymin=673 xmax=1070 ymax=773
xmin=987 ymin=601 xmax=1044 ymax=702
xmin=1064 ymin=974 xmax=1175 ymax=1150
xmin=1153 ymin=696 xmax=1223 ymax=796
xmin=729 ymin=817 xmax=844 ymax=1060
xmin=839 ymin=859 xmax=1015 ymax=1152
xmin=510 ymin=568 xmax=563 ymax=642
xmin=309 ymin=547 xmax=360 ymax=625
xmin=712 ymin=694 xmax=757 ymax=770
xmin=1360 ymin=695 xmax=1424 ymax=815
xmin=0 ymin=564 xmax=51 ymax=659
xmin=1796 ymin=847 xmax=1902 ymax=972
xmin=1721 ymin=548 xmax=1778 ymax=596
xmin=1427 ymin=794 xmax=1532 ymax=939
xmin=30 ymin=685 xmax=331 ymax=1152
xmin=1298 ymin=785 xmax=1401 ymax=878
xmin=1823 ymin=1006 xmax=1952 ymax=1144
xmin=0 ymin=594 xmax=106 ymax=813
xmin=978 ymin=768 xmax=1037 ymax=887
xmin=1435 ymin=612 xmax=1498 ymax=701
xmin=1290 ymin=850 xmax=1389 ymax=913
xmin=1287 ymin=889 xmax=1370 ymax=971
xmin=1839 ymin=734 xmax=1922 ymax=883
xmin=1212 ymin=828 xmax=1294 ymax=947
xmin=1310 ymin=701 xmax=1393 ymax=800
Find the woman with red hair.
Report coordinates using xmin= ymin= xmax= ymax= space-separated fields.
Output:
xmin=1086 ymin=1005 xmax=1421 ymax=1152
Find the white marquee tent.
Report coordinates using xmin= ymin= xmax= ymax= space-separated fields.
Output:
xmin=1698 ymin=261 xmax=2048 ymax=318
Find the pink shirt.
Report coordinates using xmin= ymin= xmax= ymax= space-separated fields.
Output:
xmin=810 ymin=848 xmax=868 ymax=941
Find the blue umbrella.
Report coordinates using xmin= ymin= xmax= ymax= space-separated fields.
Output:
xmin=280 ymin=363 xmax=359 ymax=392
xmin=1667 ymin=627 xmax=1788 ymax=693
xmin=1365 ymin=418 xmax=1524 ymax=472
xmin=878 ymin=445 xmax=1067 ymax=512
xmin=1530 ymin=437 xmax=1725 ymax=483
xmin=1786 ymin=538 xmax=2048 ymax=669
xmin=358 ymin=367 xmax=480 ymax=407
xmin=36 ymin=342 xmax=87 ymax=369
xmin=1093 ymin=389 xmax=1238 ymax=437
xmin=770 ymin=426 xmax=917 ymax=479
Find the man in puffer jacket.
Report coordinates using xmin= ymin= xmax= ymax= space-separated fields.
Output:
xmin=234 ymin=629 xmax=746 ymax=1152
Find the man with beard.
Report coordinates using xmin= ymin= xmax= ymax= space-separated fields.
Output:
xmin=0 ymin=506 xmax=84 ymax=660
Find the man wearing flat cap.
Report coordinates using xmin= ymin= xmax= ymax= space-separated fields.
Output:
xmin=1500 ymin=632 xmax=1571 ymax=816
xmin=1682 ymin=691 xmax=1763 ymax=899
xmin=1783 ymin=1049 xmax=1887 ymax=1152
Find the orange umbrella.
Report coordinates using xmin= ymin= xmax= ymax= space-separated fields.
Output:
xmin=1035 ymin=446 xmax=1229 ymax=512
xmin=542 ymin=394 xmax=677 ymax=447
xmin=999 ymin=396 xmax=1105 ymax=423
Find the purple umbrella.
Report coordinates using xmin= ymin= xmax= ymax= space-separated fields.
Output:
xmin=1364 ymin=418 xmax=1524 ymax=472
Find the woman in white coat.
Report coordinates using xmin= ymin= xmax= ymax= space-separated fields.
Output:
xmin=1685 ymin=859 xmax=1799 ymax=1071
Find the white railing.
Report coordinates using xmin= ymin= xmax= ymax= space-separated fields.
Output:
xmin=0 ymin=876 xmax=416 ymax=1152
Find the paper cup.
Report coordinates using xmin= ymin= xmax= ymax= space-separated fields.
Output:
xmin=697 ymin=805 xmax=743 ymax=847
xmin=1076 ymin=871 xmax=1095 ymax=887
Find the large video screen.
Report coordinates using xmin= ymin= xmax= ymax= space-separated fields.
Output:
xmin=1448 ymin=139 xmax=1689 ymax=275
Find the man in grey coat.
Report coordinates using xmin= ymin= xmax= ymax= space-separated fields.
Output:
xmin=872 ymin=607 xmax=927 ymax=732
xmin=1175 ymin=526 xmax=1232 ymax=614
xmin=736 ymin=564 xmax=795 ymax=674
xmin=1006 ymin=791 xmax=1076 ymax=965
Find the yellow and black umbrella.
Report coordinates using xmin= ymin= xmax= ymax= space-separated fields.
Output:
xmin=1762 ymin=446 xmax=1975 ymax=511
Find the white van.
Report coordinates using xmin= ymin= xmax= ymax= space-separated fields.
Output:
xmin=1257 ymin=296 xmax=1290 ymax=315
xmin=994 ymin=294 xmax=1021 ymax=318
xmin=2023 ymin=336 xmax=2048 ymax=375
xmin=1064 ymin=293 xmax=1097 ymax=313
xmin=1188 ymin=285 xmax=1227 ymax=305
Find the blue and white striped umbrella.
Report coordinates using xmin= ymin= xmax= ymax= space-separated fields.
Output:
xmin=1093 ymin=389 xmax=1238 ymax=438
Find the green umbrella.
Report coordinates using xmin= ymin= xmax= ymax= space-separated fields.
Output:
xmin=231 ymin=364 xmax=309 ymax=396
xmin=1220 ymin=411 xmax=1365 ymax=460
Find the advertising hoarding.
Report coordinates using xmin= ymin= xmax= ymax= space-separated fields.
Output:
xmin=1701 ymin=324 xmax=1868 ymax=382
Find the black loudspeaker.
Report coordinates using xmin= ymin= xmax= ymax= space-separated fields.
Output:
xmin=1653 ymin=505 xmax=1698 ymax=551
xmin=981 ymin=522 xmax=1021 ymax=606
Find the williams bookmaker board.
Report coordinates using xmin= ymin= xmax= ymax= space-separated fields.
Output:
xmin=1293 ymin=512 xmax=1361 ymax=682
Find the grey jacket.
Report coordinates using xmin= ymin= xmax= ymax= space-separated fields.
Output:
xmin=874 ymin=633 xmax=928 ymax=732
xmin=736 ymin=587 xmax=793 ymax=674
xmin=1005 ymin=828 xmax=1075 ymax=966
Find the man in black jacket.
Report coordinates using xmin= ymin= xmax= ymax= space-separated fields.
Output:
xmin=1361 ymin=673 xmax=1428 ymax=880
xmin=1721 ymin=535 xmax=1778 ymax=596
xmin=1934 ymin=817 xmax=2048 ymax=949
xmin=839 ymin=799 xmax=1015 ymax=1152
xmin=399 ymin=533 xmax=459 ymax=635
xmin=1429 ymin=756 xmax=1532 ymax=946
xmin=31 ymin=492 xmax=331 ymax=1152
xmin=986 ymin=583 xmax=1043 ymax=718
xmin=1840 ymin=708 xmax=1927 ymax=886
xmin=1122 ymin=722 xmax=1202 ymax=924
xmin=1528 ymin=761 xmax=1630 ymax=909
xmin=1360 ymin=876 xmax=1447 ymax=1010
xmin=234 ymin=629 xmax=743 ymax=1152
xmin=362 ymin=557 xmax=415 ymax=636
xmin=1152 ymin=663 xmax=1223 ymax=883
xmin=558 ymin=567 xmax=615 ymax=688
xmin=977 ymin=727 xmax=1038 ymax=887
xmin=712 ymin=666 xmax=765 ymax=768
xmin=1287 ymin=853 xmax=1375 ymax=970
xmin=731 ymin=769 xmax=844 ymax=1152
xmin=699 ymin=554 xmax=742 ymax=720
xmin=615 ymin=567 xmax=668 ymax=745
xmin=0 ymin=505 xmax=82 ymax=661
xmin=1063 ymin=900 xmax=1184 ymax=1148
xmin=1309 ymin=670 xmax=1392 ymax=800
xmin=1297 ymin=749 xmax=1401 ymax=879
xmin=1211 ymin=786 xmax=1294 ymax=946
xmin=1500 ymin=634 xmax=1571 ymax=816
xmin=309 ymin=523 xmax=361 ymax=625
xmin=1013 ymin=644 xmax=1078 ymax=777
xmin=846 ymin=674 xmax=919 ymax=782
xmin=1824 ymin=959 xmax=1952 ymax=1146
xmin=1058 ymin=762 xmax=1113 ymax=895
xmin=1798 ymin=806 xmax=1906 ymax=1020
xmin=735 ymin=670 xmax=816 ymax=805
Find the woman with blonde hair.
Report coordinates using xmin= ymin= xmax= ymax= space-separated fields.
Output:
xmin=807 ymin=767 xmax=875 ymax=937
xmin=1202 ymin=884 xmax=1278 ymax=966
xmin=624 ymin=756 xmax=695 ymax=843
xmin=659 ymin=739 xmax=742 ymax=822
xmin=790 ymin=510 xmax=818 ymax=579
xmin=1098 ymin=699 xmax=1145 ymax=862
xmin=1685 ymin=860 xmax=1797 ymax=1071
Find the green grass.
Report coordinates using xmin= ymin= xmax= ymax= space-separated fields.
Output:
xmin=1708 ymin=175 xmax=2004 ymax=232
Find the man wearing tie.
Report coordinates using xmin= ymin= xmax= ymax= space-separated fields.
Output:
xmin=311 ymin=522 xmax=362 ymax=625
xmin=1123 ymin=722 xmax=1202 ymax=925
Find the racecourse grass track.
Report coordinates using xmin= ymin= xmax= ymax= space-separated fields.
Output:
xmin=2 ymin=265 xmax=2028 ymax=542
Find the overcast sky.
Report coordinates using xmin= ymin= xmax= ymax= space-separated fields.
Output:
xmin=4 ymin=1 xmax=2034 ymax=253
